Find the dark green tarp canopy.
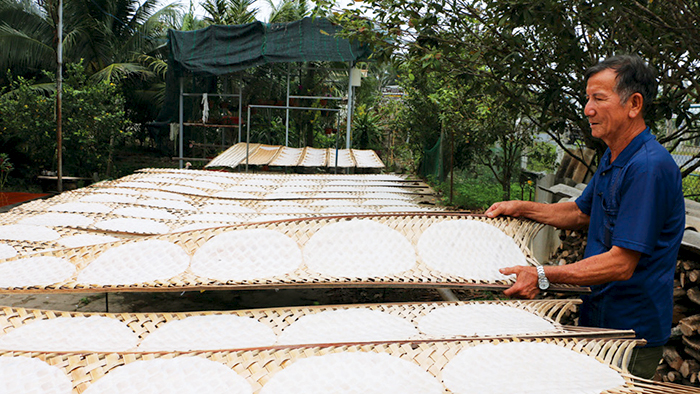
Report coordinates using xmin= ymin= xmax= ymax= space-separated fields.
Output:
xmin=156 ymin=17 xmax=370 ymax=123
xmin=168 ymin=17 xmax=371 ymax=77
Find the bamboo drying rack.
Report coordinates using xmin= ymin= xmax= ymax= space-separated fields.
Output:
xmin=2 ymin=337 xmax=694 ymax=394
xmin=0 ymin=300 xmax=636 ymax=348
xmin=0 ymin=213 xmax=589 ymax=294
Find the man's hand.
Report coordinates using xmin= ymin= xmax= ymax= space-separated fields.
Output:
xmin=485 ymin=201 xmax=525 ymax=218
xmin=500 ymin=266 xmax=540 ymax=299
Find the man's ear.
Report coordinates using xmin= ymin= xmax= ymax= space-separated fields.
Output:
xmin=628 ymin=92 xmax=644 ymax=118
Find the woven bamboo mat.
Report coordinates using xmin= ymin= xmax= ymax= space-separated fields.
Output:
xmin=203 ymin=143 xmax=387 ymax=169
xmin=353 ymin=149 xmax=386 ymax=168
xmin=84 ymin=183 xmax=427 ymax=200
xmin=298 ymin=147 xmax=329 ymax=167
xmin=1 ymin=203 xmax=444 ymax=238
xmin=2 ymin=338 xmax=691 ymax=394
xmin=0 ymin=213 xmax=589 ymax=294
xmin=327 ymin=148 xmax=355 ymax=168
xmin=0 ymin=300 xmax=635 ymax=351
xmin=268 ymin=146 xmax=304 ymax=166
xmin=247 ymin=145 xmax=283 ymax=165
xmin=205 ymin=143 xmax=262 ymax=168
xmin=135 ymin=167 xmax=410 ymax=181
xmin=8 ymin=193 xmax=432 ymax=215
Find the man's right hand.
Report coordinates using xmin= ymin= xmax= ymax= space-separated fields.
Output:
xmin=485 ymin=201 xmax=525 ymax=218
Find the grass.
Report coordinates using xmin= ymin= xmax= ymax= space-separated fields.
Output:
xmin=431 ymin=168 xmax=536 ymax=212
xmin=684 ymin=174 xmax=700 ymax=202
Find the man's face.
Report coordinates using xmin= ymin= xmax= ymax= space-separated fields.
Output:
xmin=584 ymin=68 xmax=632 ymax=143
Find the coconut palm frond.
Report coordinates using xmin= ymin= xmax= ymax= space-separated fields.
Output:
xmin=0 ymin=24 xmax=56 ymax=71
xmin=202 ymin=0 xmax=228 ymax=25
xmin=228 ymin=0 xmax=258 ymax=25
xmin=0 ymin=81 xmax=55 ymax=100
xmin=137 ymin=55 xmax=168 ymax=79
xmin=28 ymin=81 xmax=56 ymax=95
xmin=266 ymin=0 xmax=310 ymax=23
xmin=89 ymin=62 xmax=152 ymax=84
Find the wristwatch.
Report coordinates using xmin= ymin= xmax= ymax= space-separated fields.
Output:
xmin=536 ymin=266 xmax=550 ymax=291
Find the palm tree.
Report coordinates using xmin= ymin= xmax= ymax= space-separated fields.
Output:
xmin=0 ymin=0 xmax=180 ymax=84
xmin=265 ymin=0 xmax=310 ymax=23
xmin=201 ymin=0 xmax=257 ymax=26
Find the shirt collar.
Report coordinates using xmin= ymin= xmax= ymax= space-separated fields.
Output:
xmin=602 ymin=127 xmax=655 ymax=169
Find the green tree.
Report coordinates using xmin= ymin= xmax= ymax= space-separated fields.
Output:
xmin=0 ymin=62 xmax=130 ymax=179
xmin=322 ymin=0 xmax=700 ymax=175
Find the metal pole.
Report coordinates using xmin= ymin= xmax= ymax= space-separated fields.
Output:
xmin=246 ymin=106 xmax=251 ymax=172
xmin=56 ymin=0 xmax=63 ymax=192
xmin=285 ymin=65 xmax=290 ymax=147
xmin=178 ymin=78 xmax=184 ymax=169
xmin=337 ymin=116 xmax=342 ymax=173
xmin=345 ymin=62 xmax=353 ymax=150
xmin=450 ymin=128 xmax=455 ymax=204
xmin=237 ymin=85 xmax=242 ymax=143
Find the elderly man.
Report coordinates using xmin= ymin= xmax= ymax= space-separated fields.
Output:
xmin=485 ymin=55 xmax=685 ymax=379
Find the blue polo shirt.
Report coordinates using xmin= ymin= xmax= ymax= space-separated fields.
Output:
xmin=575 ymin=128 xmax=685 ymax=347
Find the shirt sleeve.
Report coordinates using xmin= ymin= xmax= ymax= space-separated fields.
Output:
xmin=575 ymin=174 xmax=596 ymax=216
xmin=612 ymin=154 xmax=670 ymax=256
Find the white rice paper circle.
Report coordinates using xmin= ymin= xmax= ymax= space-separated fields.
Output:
xmin=181 ymin=214 xmax=244 ymax=223
xmin=277 ymin=309 xmax=418 ymax=346
xmin=260 ymin=206 xmax=313 ymax=214
xmin=318 ymin=206 xmax=373 ymax=214
xmin=0 ymin=256 xmax=75 ymax=288
xmin=191 ymin=229 xmax=301 ymax=281
xmin=0 ymin=357 xmax=72 ymax=394
xmin=173 ymin=223 xmax=225 ymax=233
xmin=163 ymin=185 xmax=209 ymax=196
xmin=83 ymin=357 xmax=252 ymax=394
xmin=57 ymin=234 xmax=119 ymax=248
xmin=361 ymin=199 xmax=413 ymax=206
xmin=309 ymin=199 xmax=358 ymax=206
xmin=247 ymin=215 xmax=295 ymax=223
xmin=260 ymin=352 xmax=442 ymax=394
xmin=441 ymin=342 xmax=626 ymax=394
xmin=0 ymin=316 xmax=138 ymax=352
xmin=138 ymin=315 xmax=276 ymax=351
xmin=79 ymin=194 xmax=138 ymax=204
xmin=48 ymin=202 xmax=112 ymax=214
xmin=197 ymin=176 xmax=239 ymax=184
xmin=417 ymin=304 xmax=557 ymax=337
xmin=225 ymin=186 xmax=266 ymax=193
xmin=417 ymin=220 xmax=524 ymax=281
xmin=181 ymin=180 xmax=223 ymax=190
xmin=0 ymin=224 xmax=60 ymax=242
xmin=77 ymin=240 xmax=189 ymax=286
xmin=114 ymin=181 xmax=158 ymax=189
xmin=92 ymin=187 xmax=141 ymax=195
xmin=112 ymin=207 xmax=176 ymax=220
xmin=200 ymin=204 xmax=256 ymax=214
xmin=0 ymin=243 xmax=17 ymax=259
xmin=378 ymin=206 xmax=429 ymax=213
xmin=142 ymin=191 xmax=190 ymax=201
xmin=138 ymin=199 xmax=196 ymax=211
xmin=213 ymin=191 xmax=256 ymax=199
xmin=303 ymin=220 xmax=415 ymax=277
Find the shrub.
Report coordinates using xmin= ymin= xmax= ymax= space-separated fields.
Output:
xmin=0 ymin=62 xmax=131 ymax=179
